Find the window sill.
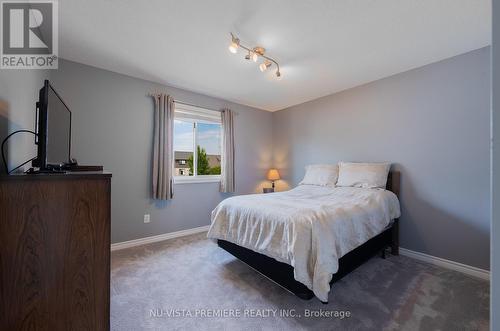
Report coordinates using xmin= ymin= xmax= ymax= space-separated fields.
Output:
xmin=174 ymin=176 xmax=221 ymax=184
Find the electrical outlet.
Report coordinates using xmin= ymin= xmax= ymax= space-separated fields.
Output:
xmin=143 ymin=214 xmax=150 ymax=223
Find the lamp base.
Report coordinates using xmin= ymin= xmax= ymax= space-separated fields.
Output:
xmin=263 ymin=187 xmax=275 ymax=194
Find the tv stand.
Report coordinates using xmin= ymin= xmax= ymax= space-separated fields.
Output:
xmin=25 ymin=165 xmax=103 ymax=174
xmin=26 ymin=167 xmax=65 ymax=174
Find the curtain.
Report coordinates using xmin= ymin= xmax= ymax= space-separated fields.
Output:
xmin=220 ymin=108 xmax=235 ymax=193
xmin=152 ymin=94 xmax=174 ymax=200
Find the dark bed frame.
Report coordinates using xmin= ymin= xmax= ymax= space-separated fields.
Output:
xmin=217 ymin=171 xmax=400 ymax=303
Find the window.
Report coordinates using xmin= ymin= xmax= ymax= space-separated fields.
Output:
xmin=173 ymin=103 xmax=222 ymax=183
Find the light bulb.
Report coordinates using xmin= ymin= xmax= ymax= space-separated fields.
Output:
xmin=228 ymin=41 xmax=238 ymax=54
xmin=276 ymin=70 xmax=281 ymax=80
xmin=252 ymin=52 xmax=258 ymax=62
xmin=259 ymin=60 xmax=271 ymax=72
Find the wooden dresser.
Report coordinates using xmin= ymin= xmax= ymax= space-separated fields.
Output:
xmin=0 ymin=172 xmax=111 ymax=331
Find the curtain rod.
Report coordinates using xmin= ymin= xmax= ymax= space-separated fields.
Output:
xmin=147 ymin=93 xmax=223 ymax=113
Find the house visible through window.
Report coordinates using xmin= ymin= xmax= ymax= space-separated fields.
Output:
xmin=173 ymin=103 xmax=222 ymax=182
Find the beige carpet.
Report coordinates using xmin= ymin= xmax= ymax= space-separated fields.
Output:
xmin=111 ymin=232 xmax=489 ymax=331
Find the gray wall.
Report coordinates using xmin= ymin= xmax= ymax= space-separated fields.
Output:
xmin=492 ymin=2 xmax=499 ymax=329
xmin=0 ymin=70 xmax=48 ymax=173
xmin=49 ymin=60 xmax=273 ymax=243
xmin=273 ymin=47 xmax=491 ymax=270
xmin=1 ymin=50 xmax=492 ymax=272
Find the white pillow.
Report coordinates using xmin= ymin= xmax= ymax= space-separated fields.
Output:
xmin=337 ymin=162 xmax=391 ymax=189
xmin=299 ymin=164 xmax=339 ymax=187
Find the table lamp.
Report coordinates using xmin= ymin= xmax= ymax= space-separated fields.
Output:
xmin=264 ymin=168 xmax=280 ymax=193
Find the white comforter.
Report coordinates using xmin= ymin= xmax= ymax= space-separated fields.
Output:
xmin=207 ymin=185 xmax=401 ymax=302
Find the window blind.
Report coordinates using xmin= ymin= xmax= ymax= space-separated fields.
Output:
xmin=174 ymin=103 xmax=221 ymax=123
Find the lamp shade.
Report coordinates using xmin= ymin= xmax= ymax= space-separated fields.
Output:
xmin=267 ymin=169 xmax=280 ymax=181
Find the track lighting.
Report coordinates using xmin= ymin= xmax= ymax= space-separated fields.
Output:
xmin=228 ymin=33 xmax=282 ymax=79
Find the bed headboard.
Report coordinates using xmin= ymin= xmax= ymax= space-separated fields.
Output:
xmin=386 ymin=171 xmax=400 ymax=197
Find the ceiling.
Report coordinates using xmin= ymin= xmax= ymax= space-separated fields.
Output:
xmin=59 ymin=0 xmax=491 ymax=111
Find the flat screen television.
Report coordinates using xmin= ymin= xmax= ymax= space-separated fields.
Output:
xmin=33 ymin=79 xmax=72 ymax=170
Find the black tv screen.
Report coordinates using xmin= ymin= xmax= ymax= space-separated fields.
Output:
xmin=35 ymin=80 xmax=71 ymax=169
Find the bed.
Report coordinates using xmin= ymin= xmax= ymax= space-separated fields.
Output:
xmin=207 ymin=170 xmax=401 ymax=303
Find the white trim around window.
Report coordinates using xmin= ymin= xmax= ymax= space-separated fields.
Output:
xmin=174 ymin=175 xmax=221 ymax=184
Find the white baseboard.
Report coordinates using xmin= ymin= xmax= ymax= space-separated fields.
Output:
xmin=111 ymin=225 xmax=210 ymax=251
xmin=399 ymin=248 xmax=490 ymax=281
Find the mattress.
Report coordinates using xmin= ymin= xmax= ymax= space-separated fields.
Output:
xmin=207 ymin=185 xmax=401 ymax=302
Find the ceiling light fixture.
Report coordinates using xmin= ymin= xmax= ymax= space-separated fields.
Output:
xmin=228 ymin=33 xmax=281 ymax=79
xmin=228 ymin=34 xmax=240 ymax=54
xmin=259 ymin=60 xmax=272 ymax=72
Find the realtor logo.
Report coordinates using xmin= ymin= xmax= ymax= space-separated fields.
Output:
xmin=1 ymin=0 xmax=58 ymax=69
